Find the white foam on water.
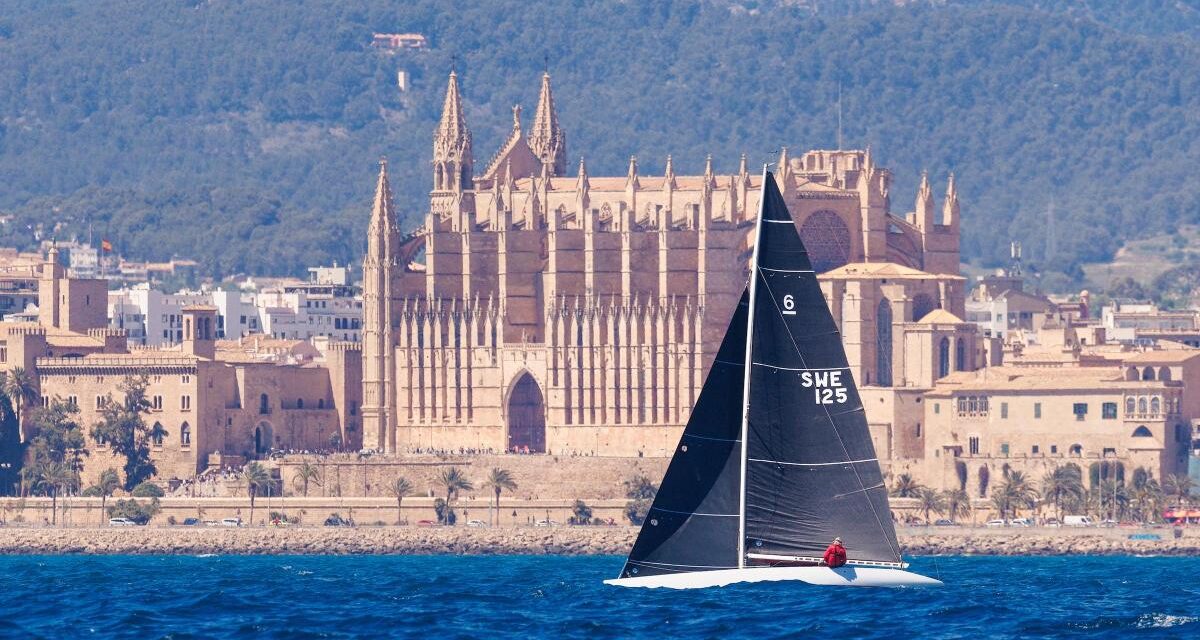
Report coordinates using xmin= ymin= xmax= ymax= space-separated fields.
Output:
xmin=1135 ymin=613 xmax=1199 ymax=629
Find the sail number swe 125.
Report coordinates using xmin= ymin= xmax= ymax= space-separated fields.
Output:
xmin=799 ymin=370 xmax=848 ymax=405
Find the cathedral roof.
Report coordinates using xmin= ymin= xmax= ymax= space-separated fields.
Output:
xmin=917 ymin=309 xmax=964 ymax=324
xmin=822 ymin=262 xmax=959 ymax=281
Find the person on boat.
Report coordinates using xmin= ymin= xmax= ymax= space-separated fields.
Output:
xmin=823 ymin=537 xmax=848 ymax=568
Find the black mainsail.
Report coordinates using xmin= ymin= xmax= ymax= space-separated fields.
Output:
xmin=741 ymin=171 xmax=901 ymax=566
xmin=614 ymin=168 xmax=902 ymax=582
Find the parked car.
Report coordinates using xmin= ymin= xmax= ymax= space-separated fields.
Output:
xmin=933 ymin=519 xmax=958 ymax=527
xmin=466 ymin=519 xmax=487 ymax=528
xmin=108 ymin=517 xmax=137 ymax=527
xmin=1010 ymin=518 xmax=1032 ymax=527
xmin=181 ymin=517 xmax=200 ymax=526
xmin=220 ymin=517 xmax=242 ymax=527
xmin=984 ymin=519 xmax=1007 ymax=528
xmin=1063 ymin=515 xmax=1094 ymax=527
xmin=415 ymin=519 xmax=438 ymax=527
xmin=1043 ymin=518 xmax=1062 ymax=528
xmin=203 ymin=520 xmax=220 ymax=527
xmin=1097 ymin=519 xmax=1118 ymax=528
xmin=534 ymin=519 xmax=559 ymax=527
xmin=324 ymin=514 xmax=352 ymax=527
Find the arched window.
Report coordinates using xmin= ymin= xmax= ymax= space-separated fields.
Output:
xmin=318 ymin=399 xmax=325 ymax=409
xmin=297 ymin=398 xmax=304 ymax=409
xmin=1125 ymin=397 xmax=1136 ymax=415
xmin=180 ymin=422 xmax=191 ymax=446
xmin=955 ymin=338 xmax=966 ymax=372
xmin=1160 ymin=367 xmax=1173 ymax=381
xmin=876 ymin=299 xmax=893 ymax=387
xmin=152 ymin=422 xmax=164 ymax=446
xmin=977 ymin=465 xmax=990 ymax=498
xmin=938 ymin=337 xmax=951 ymax=379
xmin=1069 ymin=444 xmax=1083 ymax=457
xmin=1151 ymin=397 xmax=1161 ymax=414
xmin=1132 ymin=426 xmax=1153 ymax=438
xmin=1142 ymin=367 xmax=1156 ymax=381
xmin=1125 ymin=367 xmax=1139 ymax=381
xmin=260 ymin=394 xmax=269 ymax=414
xmin=1138 ymin=397 xmax=1148 ymax=414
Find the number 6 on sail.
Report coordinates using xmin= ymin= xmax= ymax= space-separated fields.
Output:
xmin=605 ymin=167 xmax=942 ymax=589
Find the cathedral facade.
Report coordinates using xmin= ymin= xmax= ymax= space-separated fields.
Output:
xmin=361 ymin=72 xmax=973 ymax=457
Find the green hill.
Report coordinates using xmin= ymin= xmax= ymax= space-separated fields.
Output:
xmin=2 ymin=0 xmax=1200 ymax=284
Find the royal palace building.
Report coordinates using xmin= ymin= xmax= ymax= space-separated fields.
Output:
xmin=361 ymin=71 xmax=983 ymax=457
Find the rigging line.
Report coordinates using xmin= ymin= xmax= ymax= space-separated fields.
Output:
xmin=755 ymin=269 xmax=902 ymax=561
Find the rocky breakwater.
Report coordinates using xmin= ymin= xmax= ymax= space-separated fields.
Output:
xmin=0 ymin=526 xmax=639 ymax=556
xmin=899 ymin=528 xmax=1200 ymax=556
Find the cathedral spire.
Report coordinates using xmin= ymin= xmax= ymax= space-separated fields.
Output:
xmin=433 ymin=70 xmax=473 ymax=192
xmin=367 ymin=157 xmax=397 ymax=258
xmin=529 ymin=72 xmax=566 ymax=176
xmin=915 ymin=169 xmax=935 ymax=230
xmin=663 ymin=155 xmax=676 ymax=189
xmin=942 ymin=172 xmax=959 ymax=226
xmin=577 ymin=156 xmax=589 ymax=192
xmin=625 ymin=155 xmax=640 ymax=190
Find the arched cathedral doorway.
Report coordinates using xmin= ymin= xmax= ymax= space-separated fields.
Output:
xmin=507 ymin=373 xmax=546 ymax=453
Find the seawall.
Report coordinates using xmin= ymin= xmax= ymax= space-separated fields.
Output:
xmin=2 ymin=526 xmax=1200 ymax=556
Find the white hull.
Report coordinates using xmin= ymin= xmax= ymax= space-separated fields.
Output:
xmin=604 ymin=566 xmax=942 ymax=589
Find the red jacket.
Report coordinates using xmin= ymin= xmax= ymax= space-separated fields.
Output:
xmin=823 ymin=543 xmax=847 ymax=568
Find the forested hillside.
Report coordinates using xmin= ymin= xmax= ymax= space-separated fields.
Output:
xmin=2 ymin=0 xmax=1200 ymax=286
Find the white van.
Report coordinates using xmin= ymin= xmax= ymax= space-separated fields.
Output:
xmin=1063 ymin=515 xmax=1093 ymax=527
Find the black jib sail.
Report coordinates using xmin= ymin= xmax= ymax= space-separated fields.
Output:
xmin=617 ymin=289 xmax=749 ymax=579
xmin=742 ymin=171 xmax=901 ymax=566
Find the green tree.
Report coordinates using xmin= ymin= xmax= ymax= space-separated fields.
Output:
xmin=1 ymin=368 xmax=39 ymax=443
xmin=483 ymin=468 xmax=517 ymax=526
xmin=83 ymin=468 xmax=121 ymax=526
xmin=28 ymin=460 xmax=74 ymax=526
xmin=241 ymin=462 xmax=271 ymax=526
xmin=916 ymin=487 xmax=945 ymax=525
xmin=943 ymin=488 xmax=971 ymax=523
xmin=623 ymin=475 xmax=658 ymax=525
xmin=89 ymin=375 xmax=162 ymax=490
xmin=995 ymin=471 xmax=1039 ymax=519
xmin=1041 ymin=464 xmax=1085 ymax=521
xmin=385 ymin=476 xmax=413 ymax=526
xmin=1164 ymin=473 xmax=1194 ymax=508
xmin=890 ymin=473 xmax=924 ymax=498
xmin=570 ymin=499 xmax=594 ymax=525
xmin=437 ymin=467 xmax=473 ymax=526
xmin=131 ymin=481 xmax=164 ymax=498
xmin=293 ymin=461 xmax=321 ymax=497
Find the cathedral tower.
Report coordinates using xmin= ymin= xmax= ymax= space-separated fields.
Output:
xmin=431 ymin=71 xmax=474 ymax=219
xmin=361 ymin=159 xmax=400 ymax=452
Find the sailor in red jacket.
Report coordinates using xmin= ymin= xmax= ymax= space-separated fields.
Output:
xmin=823 ymin=537 xmax=848 ymax=568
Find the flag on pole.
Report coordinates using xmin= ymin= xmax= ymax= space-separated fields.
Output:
xmin=101 ymin=239 xmax=113 ymax=252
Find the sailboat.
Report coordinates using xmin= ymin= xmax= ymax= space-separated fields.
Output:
xmin=606 ymin=169 xmax=941 ymax=589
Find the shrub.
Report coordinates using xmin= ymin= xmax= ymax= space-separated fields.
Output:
xmin=107 ymin=498 xmax=161 ymax=525
xmin=131 ymin=482 xmax=165 ymax=498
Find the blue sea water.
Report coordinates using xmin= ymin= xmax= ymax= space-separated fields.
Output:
xmin=1 ymin=555 xmax=1198 ymax=639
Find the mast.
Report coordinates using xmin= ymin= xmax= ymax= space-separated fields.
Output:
xmin=737 ymin=165 xmax=769 ymax=568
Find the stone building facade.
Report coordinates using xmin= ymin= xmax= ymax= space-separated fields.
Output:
xmin=36 ymin=306 xmax=363 ymax=485
xmin=361 ymin=71 xmax=975 ymax=457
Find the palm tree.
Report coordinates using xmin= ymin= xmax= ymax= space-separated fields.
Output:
xmin=483 ymin=468 xmax=517 ymax=526
xmin=437 ymin=467 xmax=473 ymax=525
xmin=292 ymin=461 xmax=321 ymax=497
xmin=1163 ymin=473 xmax=1194 ymax=509
xmin=89 ymin=468 xmax=121 ymax=526
xmin=241 ymin=462 xmax=271 ymax=526
xmin=1 ymin=367 xmax=39 ymax=442
xmin=943 ymin=488 xmax=971 ymax=523
xmin=997 ymin=471 xmax=1039 ymax=519
xmin=916 ymin=487 xmax=945 ymax=525
xmin=386 ymin=477 xmax=413 ymax=525
xmin=1041 ymin=465 xmax=1085 ymax=521
xmin=890 ymin=473 xmax=923 ymax=498
xmin=32 ymin=461 xmax=74 ymax=526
